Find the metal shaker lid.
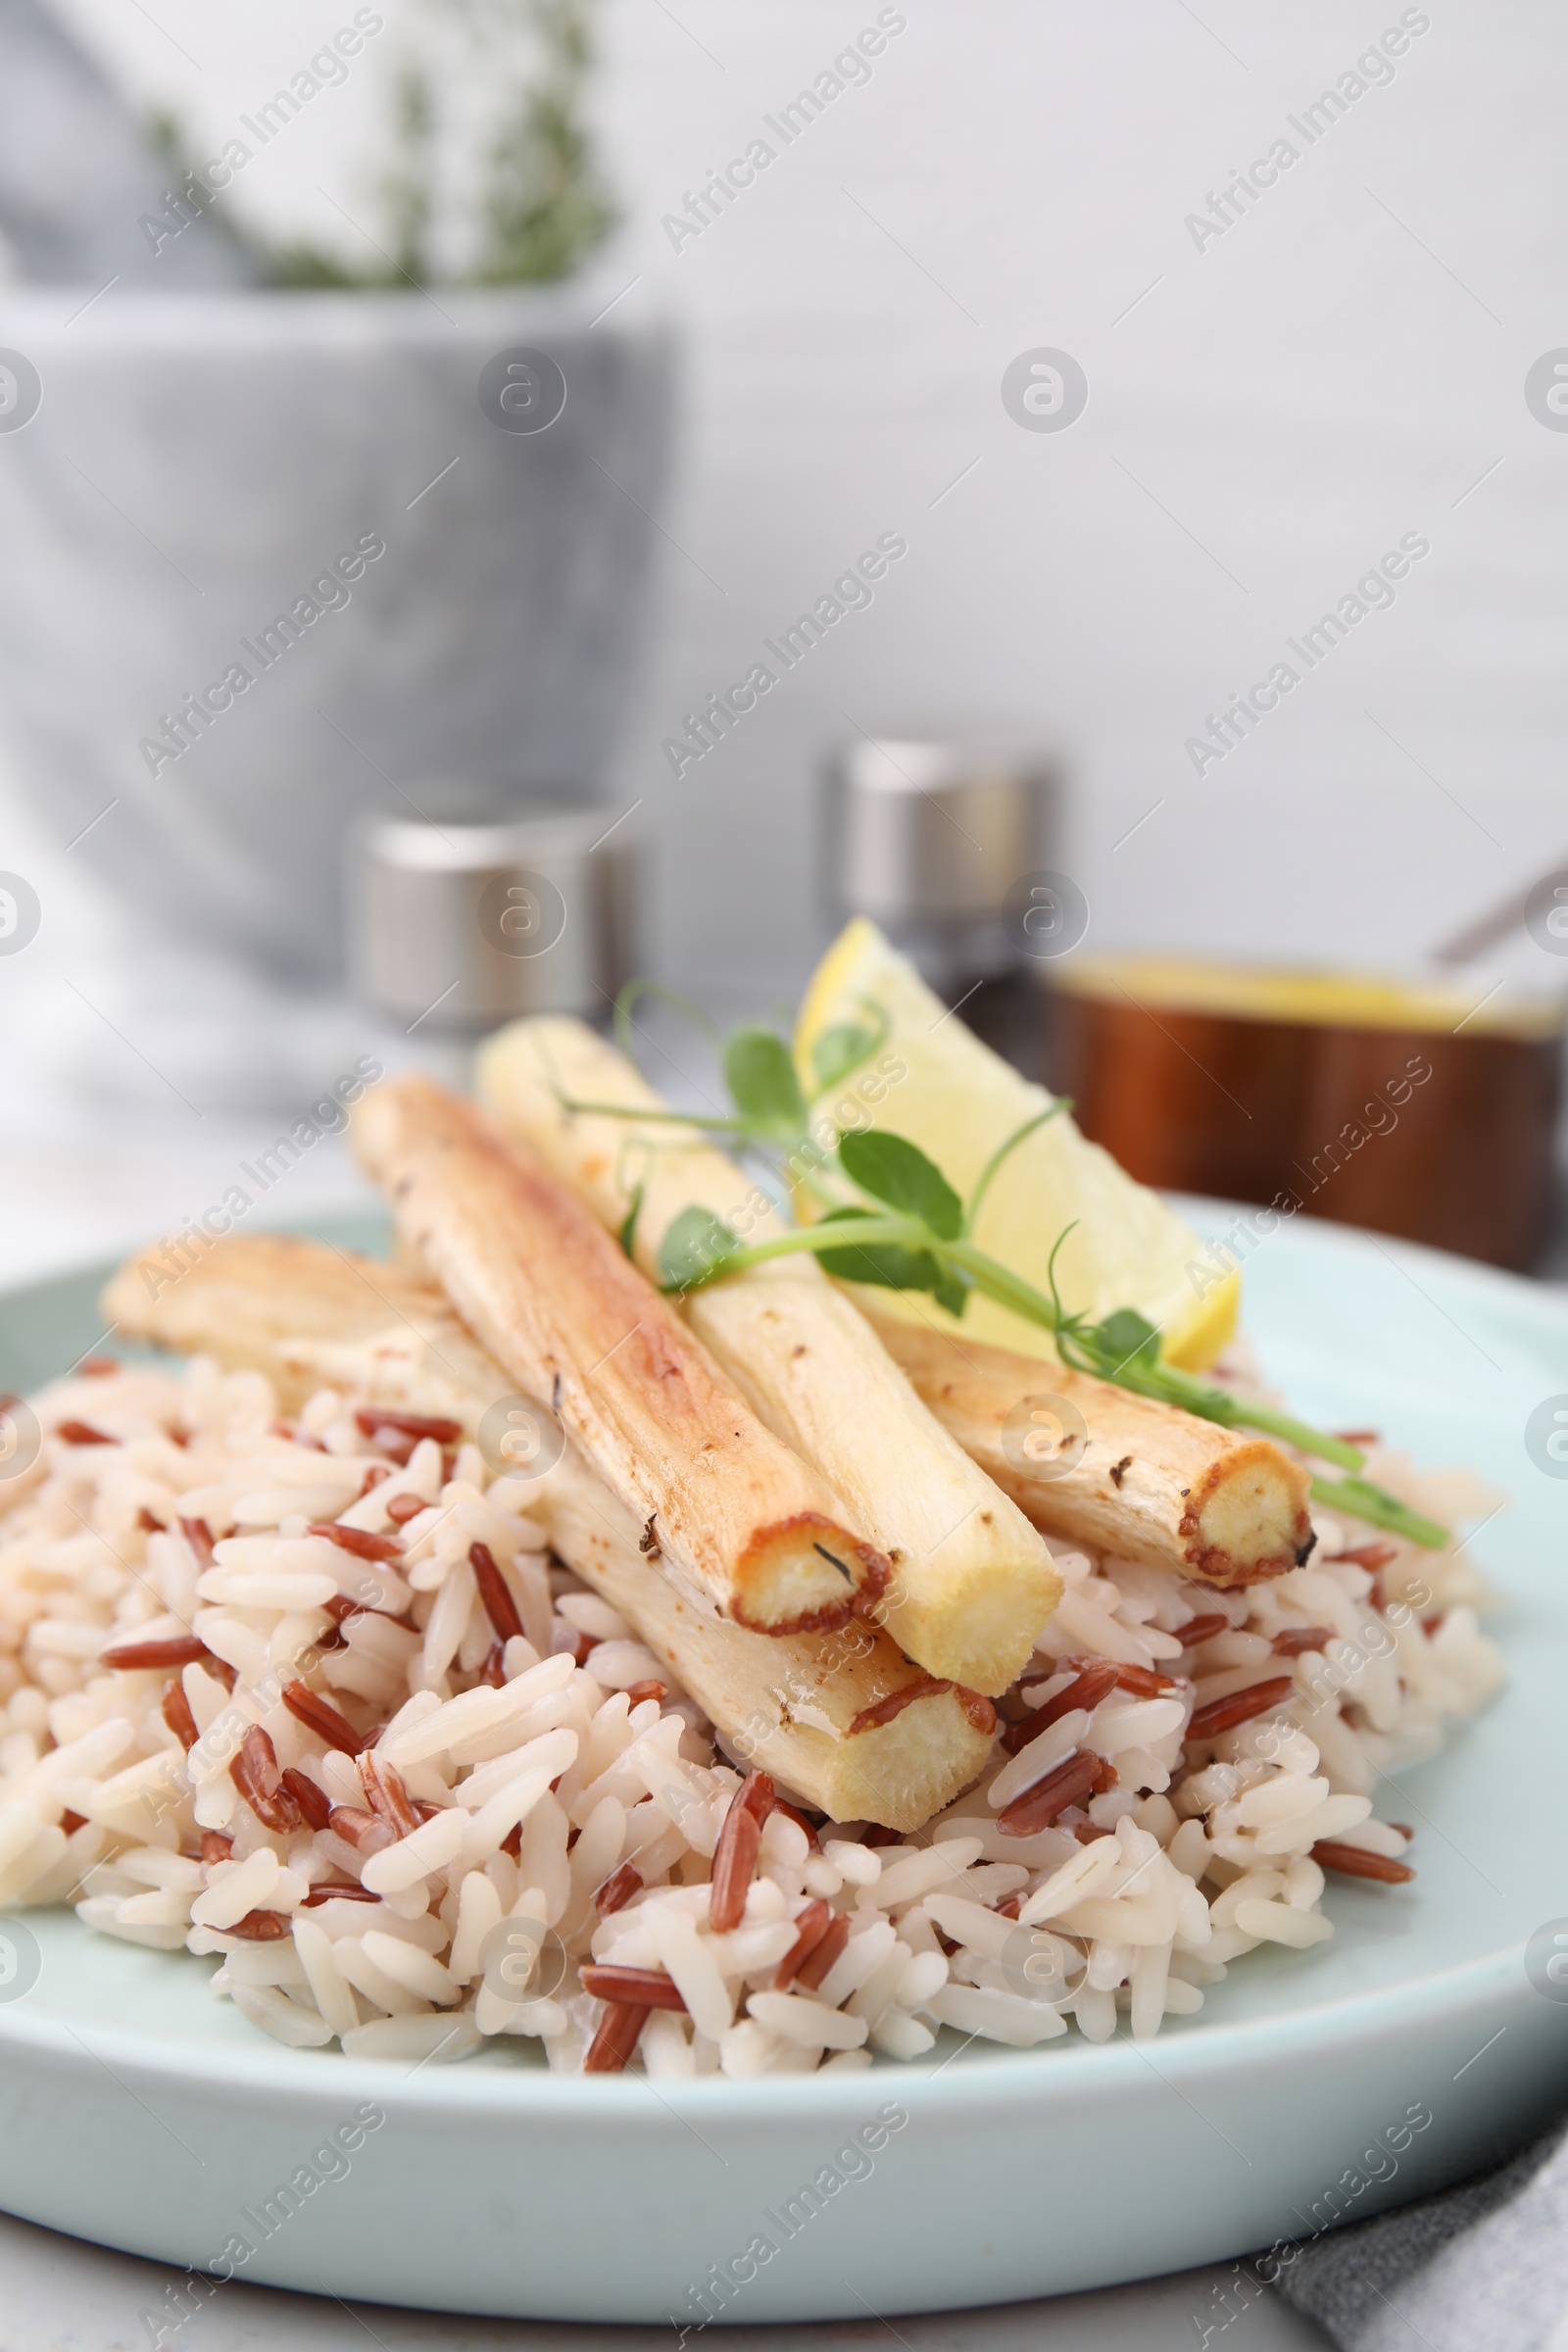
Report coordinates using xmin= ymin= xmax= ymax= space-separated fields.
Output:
xmin=825 ymin=740 xmax=1060 ymax=981
xmin=348 ymin=803 xmax=634 ymax=1033
xmin=827 ymin=740 xmax=1058 ymax=928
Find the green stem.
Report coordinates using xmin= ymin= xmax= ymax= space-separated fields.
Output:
xmin=794 ymin=1163 xmax=849 ymax=1213
xmin=962 ymin=1102 xmax=1070 ymax=1236
xmin=670 ymin=1216 xmax=1449 ymax=1552
xmin=665 ymin=1216 xmax=931 ymax=1287
xmin=1130 ymin=1364 xmax=1363 ymax=1471
xmin=805 ymin=996 xmax=891 ymax=1103
xmin=1309 ymin=1475 xmax=1448 ymax=1553
xmin=613 ymin=978 xmax=718 ymax=1066
xmin=941 ymin=1237 xmax=1071 ymax=1332
xmin=555 ymin=1095 xmax=751 ymax=1136
xmin=944 ymin=1239 xmax=1365 ymax=1469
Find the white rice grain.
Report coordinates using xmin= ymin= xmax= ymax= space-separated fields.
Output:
xmin=0 ymin=1348 xmax=1502 ymax=2081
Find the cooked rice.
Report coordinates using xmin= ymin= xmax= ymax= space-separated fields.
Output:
xmin=0 ymin=1350 xmax=1506 ymax=2076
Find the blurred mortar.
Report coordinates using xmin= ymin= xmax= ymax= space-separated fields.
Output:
xmin=824 ymin=738 xmax=1071 ymax=1078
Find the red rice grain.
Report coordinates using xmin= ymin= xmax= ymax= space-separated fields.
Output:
xmin=1271 ymin=1627 xmax=1334 ymax=1657
xmin=580 ymin=1965 xmax=687 ymax=2012
xmin=1312 ymin=1839 xmax=1415 ymax=1885
xmin=327 ymin=1805 xmax=395 ymax=1858
xmin=595 ymin=1863 xmax=643 ymax=1916
xmin=623 ymin=1679 xmax=668 ymax=1707
xmin=281 ymin=1680 xmax=364 ymax=1754
xmin=161 ymin=1680 xmax=199 ymax=1751
xmin=847 ymin=1675 xmax=952 ymax=1737
xmin=1006 ymin=1660 xmax=1118 ymax=1750
xmin=178 ymin=1517 xmax=215 ymax=1568
xmin=469 ymin=1541 xmax=523 ymax=1643
xmin=353 ymin=1407 xmax=462 ymax=1446
xmin=385 ymin=1491 xmax=425 ymax=1526
xmin=321 ymin=1592 xmax=412 ymax=1630
xmin=301 ymin=1880 xmax=378 ymax=1906
xmin=231 ymin=1726 xmax=300 ymax=1834
xmin=60 ymin=1809 xmax=87 ymax=1837
xmin=998 ymin=1748 xmax=1103 ymax=1837
xmin=228 ymin=1909 xmax=291 ymax=1941
xmin=956 ymin=1687 xmax=999 ymax=1736
xmin=308 ymin=1522 xmax=404 ymax=1563
xmin=279 ymin=1768 xmax=332 ymax=1832
xmin=479 ymin=1641 xmax=507 ymax=1689
xmin=1327 ymin=1544 xmax=1396 ymax=1572
xmin=793 ymin=1910 xmax=851 ymax=1990
xmin=1058 ymin=1654 xmax=1181 ymax=1697
xmin=55 ymin=1420 xmax=114 ymax=1446
xmin=1186 ymin=1677 xmax=1295 ymax=1742
xmin=709 ymin=1772 xmax=774 ymax=1932
xmin=583 ymin=2001 xmax=651 ymax=2073
xmin=773 ymin=1897 xmax=833 ymax=1988
xmin=200 ymin=1832 xmax=232 ymax=1869
xmin=360 ymin=1752 xmax=420 ymax=1837
xmin=1111 ymin=1662 xmax=1181 ymax=1697
xmin=101 ymin=1635 xmax=209 ymax=1671
xmin=1176 ymin=1613 xmax=1232 ymax=1648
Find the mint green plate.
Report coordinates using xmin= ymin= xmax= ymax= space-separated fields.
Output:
xmin=1 ymin=1213 xmax=1565 ymax=2324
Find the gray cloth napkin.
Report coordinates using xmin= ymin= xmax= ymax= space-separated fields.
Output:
xmin=1271 ymin=2117 xmax=1568 ymax=2352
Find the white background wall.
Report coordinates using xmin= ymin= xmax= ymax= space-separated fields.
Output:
xmin=12 ymin=0 xmax=1568 ymax=1007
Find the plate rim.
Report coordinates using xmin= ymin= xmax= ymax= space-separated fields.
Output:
xmin=0 ymin=1916 xmax=1539 ymax=2123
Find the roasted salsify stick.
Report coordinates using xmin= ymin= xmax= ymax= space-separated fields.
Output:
xmin=103 ymin=1234 xmax=994 ymax=1829
xmin=477 ymin=1017 xmax=1064 ymax=1693
xmin=351 ymin=1076 xmax=890 ymax=1639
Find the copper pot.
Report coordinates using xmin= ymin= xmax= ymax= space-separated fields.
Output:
xmin=1053 ymin=958 xmax=1566 ymax=1271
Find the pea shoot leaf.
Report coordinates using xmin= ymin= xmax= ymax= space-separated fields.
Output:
xmin=812 ymin=1205 xmax=950 ymax=1298
xmin=838 ymin=1130 xmax=962 ymax=1241
xmin=932 ymin=1266 xmax=971 ymax=1319
xmin=1089 ymin=1308 xmax=1162 ymax=1370
xmin=811 ymin=1022 xmax=878 ymax=1093
xmin=616 ymin=1181 xmax=645 ymax=1263
xmin=659 ymin=1205 xmax=738 ymax=1291
xmin=722 ymin=1026 xmax=806 ymax=1136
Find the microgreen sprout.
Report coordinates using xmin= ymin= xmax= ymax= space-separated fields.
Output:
xmin=564 ymin=982 xmax=1452 ymax=1552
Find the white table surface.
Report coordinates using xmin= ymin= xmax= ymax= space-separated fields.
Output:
xmin=0 ymin=2203 xmax=1332 ymax=2351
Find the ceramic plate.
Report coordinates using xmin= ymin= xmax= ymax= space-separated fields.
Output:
xmin=1 ymin=1211 xmax=1566 ymax=2325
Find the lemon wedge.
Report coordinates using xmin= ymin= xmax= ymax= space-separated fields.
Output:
xmin=794 ymin=918 xmax=1238 ymax=1371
